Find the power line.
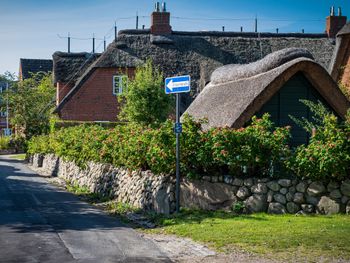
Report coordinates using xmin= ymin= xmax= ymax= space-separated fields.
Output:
xmin=128 ymin=14 xmax=324 ymax=23
xmin=57 ymin=34 xmax=103 ymax=41
xmin=172 ymin=16 xmax=324 ymax=22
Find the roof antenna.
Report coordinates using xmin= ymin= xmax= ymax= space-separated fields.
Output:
xmin=338 ymin=7 xmax=342 ymax=16
xmin=155 ymin=2 xmax=160 ymax=12
xmin=254 ymin=15 xmax=258 ymax=33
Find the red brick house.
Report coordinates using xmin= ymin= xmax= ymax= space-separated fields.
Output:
xmin=53 ymin=3 xmax=350 ymax=122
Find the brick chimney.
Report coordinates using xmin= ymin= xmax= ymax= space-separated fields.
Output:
xmin=326 ymin=6 xmax=347 ymax=38
xmin=150 ymin=2 xmax=172 ymax=35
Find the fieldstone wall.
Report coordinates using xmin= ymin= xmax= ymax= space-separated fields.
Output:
xmin=29 ymin=154 xmax=176 ymax=214
xmin=29 ymin=154 xmax=350 ymax=215
xmin=181 ymin=175 xmax=350 ymax=215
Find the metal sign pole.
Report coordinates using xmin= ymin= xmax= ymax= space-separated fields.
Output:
xmin=165 ymin=75 xmax=190 ymax=214
xmin=175 ymin=93 xmax=180 ymax=213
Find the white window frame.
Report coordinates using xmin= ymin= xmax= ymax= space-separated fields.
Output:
xmin=113 ymin=75 xmax=127 ymax=95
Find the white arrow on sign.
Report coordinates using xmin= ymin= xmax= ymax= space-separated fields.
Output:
xmin=166 ymin=80 xmax=190 ymax=91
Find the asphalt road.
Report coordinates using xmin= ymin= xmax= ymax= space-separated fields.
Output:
xmin=0 ymin=156 xmax=170 ymax=263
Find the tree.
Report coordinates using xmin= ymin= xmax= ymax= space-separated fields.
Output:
xmin=0 ymin=71 xmax=16 ymax=83
xmin=2 ymin=72 xmax=56 ymax=139
xmin=118 ymin=60 xmax=173 ymax=125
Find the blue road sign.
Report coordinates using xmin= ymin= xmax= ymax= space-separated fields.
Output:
xmin=174 ymin=123 xmax=182 ymax=134
xmin=165 ymin=75 xmax=191 ymax=94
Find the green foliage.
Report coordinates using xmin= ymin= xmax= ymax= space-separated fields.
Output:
xmin=0 ymin=135 xmax=27 ymax=152
xmin=1 ymin=72 xmax=56 ymax=139
xmin=9 ymin=154 xmax=26 ymax=160
xmin=9 ymin=136 xmax=27 ymax=152
xmin=0 ymin=71 xmax=17 ymax=83
xmin=231 ymin=201 xmax=245 ymax=213
xmin=118 ymin=60 xmax=172 ymax=124
xmin=28 ymin=114 xmax=291 ymax=178
xmin=339 ymin=82 xmax=350 ymax=101
xmin=287 ymin=100 xmax=350 ymax=180
xmin=0 ymin=136 xmax=10 ymax=150
xmin=208 ymin=115 xmax=291 ymax=176
xmin=107 ymin=201 xmax=140 ymax=215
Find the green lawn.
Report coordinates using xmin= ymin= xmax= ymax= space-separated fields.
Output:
xmin=9 ymin=153 xmax=26 ymax=160
xmin=59 ymin=180 xmax=350 ymax=261
xmin=147 ymin=210 xmax=350 ymax=261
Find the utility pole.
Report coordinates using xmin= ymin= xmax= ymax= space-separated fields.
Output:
xmin=136 ymin=12 xmax=139 ymax=29
xmin=92 ymin=33 xmax=95 ymax=53
xmin=114 ymin=22 xmax=118 ymax=41
xmin=255 ymin=15 xmax=258 ymax=33
xmin=104 ymin=37 xmax=106 ymax=51
xmin=68 ymin=32 xmax=71 ymax=53
xmin=6 ymin=82 xmax=9 ymax=136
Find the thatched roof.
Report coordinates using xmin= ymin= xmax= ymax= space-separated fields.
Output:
xmin=52 ymin=52 xmax=100 ymax=84
xmin=184 ymin=48 xmax=350 ymax=129
xmin=54 ymin=30 xmax=335 ymax=114
xmin=337 ymin=22 xmax=350 ymax=36
xmin=19 ymin=58 xmax=52 ymax=80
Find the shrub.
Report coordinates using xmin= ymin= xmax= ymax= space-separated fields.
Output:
xmin=118 ymin=59 xmax=173 ymax=125
xmin=0 ymin=135 xmax=27 ymax=152
xmin=208 ymin=114 xmax=291 ymax=177
xmin=287 ymin=101 xmax=350 ymax=181
xmin=27 ymin=114 xmax=292 ymax=178
xmin=0 ymin=136 xmax=10 ymax=150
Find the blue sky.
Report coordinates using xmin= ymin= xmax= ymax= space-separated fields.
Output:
xmin=0 ymin=0 xmax=349 ymax=75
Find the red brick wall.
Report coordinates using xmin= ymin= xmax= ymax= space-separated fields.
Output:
xmin=326 ymin=15 xmax=347 ymax=38
xmin=341 ymin=44 xmax=350 ymax=94
xmin=57 ymin=82 xmax=74 ymax=105
xmin=58 ymin=68 xmax=135 ymax=121
xmin=151 ymin=12 xmax=172 ymax=35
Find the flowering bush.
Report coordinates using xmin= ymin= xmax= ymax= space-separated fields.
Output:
xmin=27 ymin=114 xmax=292 ymax=178
xmin=287 ymin=103 xmax=350 ymax=181
xmin=209 ymin=115 xmax=291 ymax=176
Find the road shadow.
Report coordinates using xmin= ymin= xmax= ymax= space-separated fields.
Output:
xmin=0 ymin=158 xmax=132 ymax=233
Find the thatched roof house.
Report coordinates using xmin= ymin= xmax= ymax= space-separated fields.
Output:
xmin=52 ymin=4 xmax=350 ymax=122
xmin=185 ymin=48 xmax=350 ymax=145
xmin=19 ymin=58 xmax=52 ymax=81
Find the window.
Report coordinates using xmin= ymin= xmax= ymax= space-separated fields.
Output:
xmin=113 ymin=75 xmax=128 ymax=95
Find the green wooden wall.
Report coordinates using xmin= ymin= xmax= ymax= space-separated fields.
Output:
xmin=256 ymin=72 xmax=334 ymax=146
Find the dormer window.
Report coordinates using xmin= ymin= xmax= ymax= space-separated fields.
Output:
xmin=113 ymin=75 xmax=128 ymax=95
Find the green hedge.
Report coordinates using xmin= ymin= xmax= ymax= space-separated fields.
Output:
xmin=28 ymin=114 xmax=291 ymax=178
xmin=28 ymin=113 xmax=350 ymax=181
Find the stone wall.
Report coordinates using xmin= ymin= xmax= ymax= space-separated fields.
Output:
xmin=181 ymin=176 xmax=350 ymax=215
xmin=29 ymin=154 xmax=350 ymax=215
xmin=29 ymin=154 xmax=176 ymax=214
